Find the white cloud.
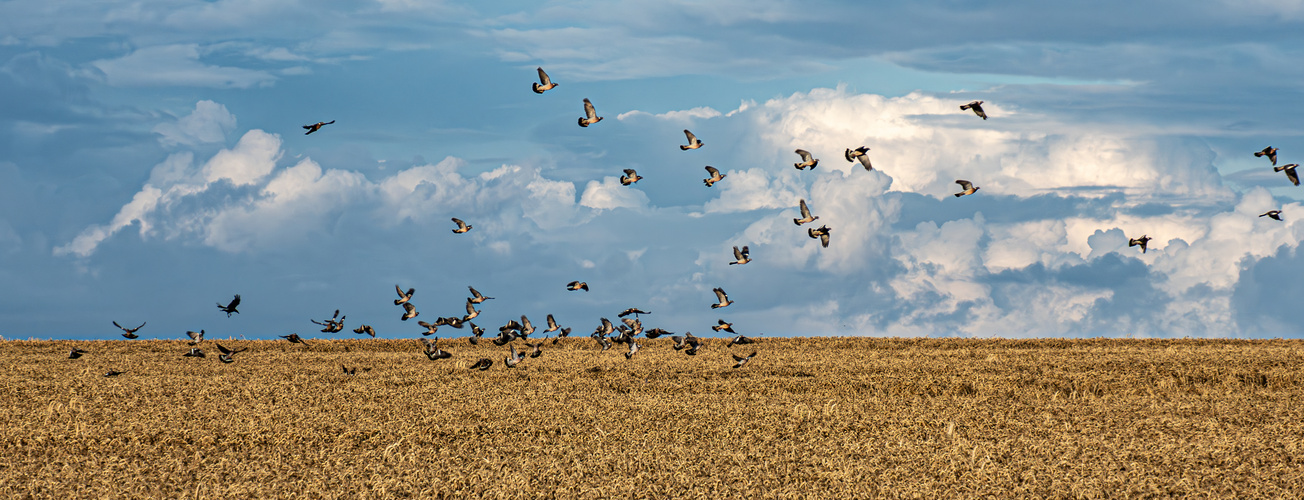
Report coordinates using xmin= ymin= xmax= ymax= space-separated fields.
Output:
xmin=91 ymin=44 xmax=277 ymax=88
xmin=153 ymin=100 xmax=237 ymax=146
xmin=579 ymin=177 xmax=649 ymax=211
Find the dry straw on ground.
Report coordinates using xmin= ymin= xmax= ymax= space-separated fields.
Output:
xmin=2 ymin=337 xmax=1303 ymax=498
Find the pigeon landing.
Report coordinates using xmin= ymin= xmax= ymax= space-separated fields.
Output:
xmin=113 ymin=321 xmax=145 ymax=339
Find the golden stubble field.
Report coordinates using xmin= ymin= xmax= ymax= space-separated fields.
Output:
xmin=2 ymin=337 xmax=1303 ymax=499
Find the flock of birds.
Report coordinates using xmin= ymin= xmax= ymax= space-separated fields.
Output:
xmin=67 ymin=68 xmax=1298 ymax=376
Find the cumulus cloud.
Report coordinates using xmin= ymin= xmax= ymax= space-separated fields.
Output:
xmin=153 ymin=100 xmax=237 ymax=146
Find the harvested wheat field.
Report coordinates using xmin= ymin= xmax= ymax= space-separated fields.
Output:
xmin=3 ymin=337 xmax=1304 ymax=498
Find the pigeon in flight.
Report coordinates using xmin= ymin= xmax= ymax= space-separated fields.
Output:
xmin=113 ymin=321 xmax=145 ymax=339
xmin=620 ymin=169 xmax=643 ymax=186
xmin=186 ymin=329 xmax=205 ymax=345
xmin=532 ymin=67 xmax=558 ymax=94
xmin=578 ymin=98 xmax=603 ymax=127
xmin=680 ymin=130 xmax=703 ymax=150
xmin=960 ymin=101 xmax=987 ymax=120
xmin=470 ymin=358 xmax=493 ymax=371
xmin=845 ymin=146 xmax=873 ymax=171
xmin=1255 ymin=146 xmax=1279 ymax=166
xmin=353 ymin=325 xmax=376 ymax=338
xmin=618 ymin=308 xmax=650 ymax=318
xmin=703 ymin=166 xmax=726 ymax=187
xmin=793 ymin=149 xmax=819 ymax=170
xmin=1260 ymin=210 xmax=1284 ymax=221
xmin=954 ymin=180 xmax=980 ymax=197
xmin=567 ymin=281 xmax=589 ymax=292
xmin=1129 ymin=235 xmax=1152 ymax=254
xmin=394 ymin=285 xmax=415 ymax=306
xmin=712 ymin=319 xmax=735 ymax=334
xmin=808 ymin=225 xmax=831 ymax=248
xmin=68 ymin=347 xmax=87 ymax=359
xmin=711 ymin=287 xmax=734 ymax=309
xmin=468 ymin=286 xmax=494 ymax=303
xmin=216 ymin=343 xmax=247 ymax=364
xmin=732 ymin=351 xmax=758 ymax=369
xmin=729 ymin=245 xmax=751 ymax=265
xmin=451 ymin=218 xmax=473 ymax=234
xmin=279 ymin=333 xmax=309 ymax=345
xmin=505 ymin=345 xmax=526 ymax=368
xmin=400 ymin=302 xmax=419 ymax=321
xmin=303 ymin=120 xmax=335 ymax=135
xmin=217 ymin=294 xmax=241 ymax=317
xmin=183 ymin=347 xmax=206 ymax=358
xmin=793 ymin=199 xmax=818 ymax=226
xmin=1275 ymin=163 xmax=1300 ymax=186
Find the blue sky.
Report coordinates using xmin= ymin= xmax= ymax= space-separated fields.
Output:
xmin=4 ymin=0 xmax=1304 ymax=340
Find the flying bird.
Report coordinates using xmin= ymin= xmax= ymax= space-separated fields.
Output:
xmin=451 ymin=218 xmax=473 ymax=234
xmin=680 ymin=130 xmax=703 ymax=150
xmin=1275 ymin=163 xmax=1300 ymax=186
xmin=960 ymin=101 xmax=987 ymax=120
xmin=400 ymin=302 xmax=419 ymax=321
xmin=732 ymin=351 xmax=758 ymax=369
xmin=845 ymin=146 xmax=873 ymax=171
xmin=618 ymin=308 xmax=650 ymax=318
xmin=703 ymin=166 xmax=726 ymax=187
xmin=279 ymin=333 xmax=309 ymax=345
xmin=505 ymin=345 xmax=525 ymax=368
xmin=567 ymin=281 xmax=589 ymax=292
xmin=684 ymin=334 xmax=704 ymax=355
xmin=352 ymin=325 xmax=376 ymax=338
xmin=215 ymin=343 xmax=247 ymax=364
xmin=645 ymin=328 xmax=673 ymax=339
xmin=793 ymin=199 xmax=818 ymax=226
xmin=394 ymin=285 xmax=415 ymax=306
xmin=625 ymin=341 xmax=641 ymax=360
xmin=471 ymin=358 xmax=493 ymax=371
xmin=1129 ymin=235 xmax=1152 ymax=254
xmin=463 ymin=301 xmax=481 ymax=322
xmin=186 ymin=330 xmax=205 ymax=345
xmin=711 ymin=287 xmax=734 ymax=309
xmin=532 ymin=67 xmax=558 ymax=94
xmin=808 ymin=225 xmax=831 ymax=248
xmin=793 ymin=149 xmax=819 ymax=170
xmin=217 ymin=294 xmax=241 ymax=317
xmin=303 ymin=120 xmax=335 ymax=135
xmin=727 ymin=334 xmax=756 ymax=347
xmin=552 ymin=327 xmax=572 ymax=344
xmin=578 ymin=98 xmax=603 ymax=127
xmin=1255 ymin=146 xmax=1279 ymax=166
xmin=68 ymin=347 xmax=87 ymax=359
xmin=594 ymin=334 xmax=613 ymax=351
xmin=519 ymin=315 xmax=536 ymax=338
xmin=543 ymin=314 xmax=560 ymax=333
xmin=620 ymin=169 xmax=643 ymax=186
xmin=183 ymin=348 xmax=206 ymax=358
xmin=527 ymin=341 xmax=544 ymax=358
xmin=468 ymin=286 xmax=494 ymax=303
xmin=729 ymin=245 xmax=751 ymax=265
xmin=113 ymin=321 xmax=145 ymax=339
xmin=712 ymin=319 xmax=735 ymax=333
xmin=1261 ymin=210 xmax=1284 ymax=221
xmin=954 ymin=180 xmax=980 ymax=197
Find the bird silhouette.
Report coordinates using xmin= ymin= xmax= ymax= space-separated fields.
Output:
xmin=1275 ymin=163 xmax=1300 ymax=186
xmin=960 ymin=101 xmax=987 ymax=120
xmin=113 ymin=321 xmax=145 ymax=339
xmin=1261 ymin=210 xmax=1284 ymax=221
xmin=1129 ymin=235 xmax=1152 ymax=253
xmin=1255 ymin=146 xmax=1279 ymax=166
xmin=302 ymin=120 xmax=335 ymax=135
xmin=217 ymin=294 xmax=241 ymax=317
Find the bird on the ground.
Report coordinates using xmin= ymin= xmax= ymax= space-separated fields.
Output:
xmin=216 ymin=343 xmax=246 ymax=364
xmin=492 ymin=329 xmax=517 ymax=346
xmin=620 ymin=169 xmax=643 ymax=186
xmin=808 ymin=225 xmax=831 ymax=248
xmin=394 ymin=285 xmax=415 ymax=306
xmin=960 ymin=101 xmax=987 ymax=120
xmin=342 ymin=365 xmax=357 ymax=375
xmin=685 ymin=334 xmax=704 ymax=355
xmin=104 ymin=370 xmax=126 ymax=377
xmin=567 ymin=281 xmax=589 ymax=292
xmin=468 ymin=286 xmax=494 ymax=303
xmin=543 ymin=314 xmax=560 ymax=333
xmin=471 ymin=358 xmax=493 ymax=371
xmin=505 ymin=345 xmax=525 ymax=367
xmin=578 ymin=98 xmax=603 ymax=127
xmin=703 ymin=166 xmax=725 ymax=187
xmin=1275 ymin=163 xmax=1300 ymax=186
xmin=183 ymin=347 xmax=205 ymax=358
xmin=113 ymin=321 xmax=145 ymax=339
xmin=418 ymin=321 xmax=439 ymax=336
xmin=713 ymin=319 xmax=735 ymax=333
xmin=1256 ymin=146 xmax=1279 ymax=166
xmin=400 ymin=302 xmax=418 ymax=321
xmin=712 ymin=287 xmax=734 ymax=309
xmin=468 ymin=322 xmax=485 ymax=345
xmin=793 ymin=149 xmax=819 ymax=170
xmin=680 ymin=129 xmax=703 ymax=150
xmin=671 ymin=335 xmax=689 ymax=350
xmin=793 ymin=199 xmax=818 ymax=226
xmin=845 ymin=146 xmax=873 ymax=171
xmin=618 ymin=308 xmax=650 ymax=318
xmin=217 ymin=294 xmax=241 ymax=317
xmin=1129 ymin=235 xmax=1152 ymax=254
xmin=727 ymin=334 xmax=756 ymax=347
xmin=352 ymin=325 xmax=376 ymax=338
xmin=279 ymin=333 xmax=309 ymax=345
xmin=732 ymin=351 xmax=758 ymax=369
xmin=1261 ymin=210 xmax=1284 ymax=221
xmin=421 ymin=338 xmax=451 ymax=360
xmin=532 ymin=67 xmax=557 ymax=94
xmin=954 ymin=180 xmax=980 ymax=197
xmin=594 ymin=334 xmax=613 ymax=351
xmin=68 ymin=347 xmax=87 ymax=359
xmin=303 ymin=120 xmax=335 ymax=135
xmin=186 ymin=330 xmax=205 ymax=345
xmin=451 ymin=218 xmax=473 ymax=234
xmin=729 ymin=245 xmax=751 ymax=265
xmin=552 ymin=327 xmax=572 ymax=344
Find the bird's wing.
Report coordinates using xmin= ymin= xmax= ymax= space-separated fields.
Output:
xmin=113 ymin=321 xmax=124 ymax=330
xmin=302 ymin=124 xmax=314 ymax=129
xmin=741 ymin=246 xmax=748 ymax=257
xmin=799 ymin=199 xmax=811 ymax=218
xmin=537 ymin=67 xmax=551 ymax=85
xmin=684 ymin=129 xmax=697 ymax=143
xmin=583 ymin=98 xmax=596 ymax=119
xmin=229 ymin=295 xmax=241 ymax=308
xmin=451 ymin=217 xmax=465 ymax=227
xmin=705 ymin=166 xmax=720 ymax=175
xmin=1289 ymin=169 xmax=1300 ymax=186
xmin=403 ymin=302 xmax=416 ymax=313
xmin=714 ymin=288 xmax=728 ymax=302
xmin=856 ymin=154 xmax=873 ymax=170
xmin=733 ymin=246 xmax=743 ymax=260
xmin=820 ymin=232 xmax=830 ymax=247
xmin=732 ymin=353 xmax=747 ymax=362
xmin=956 ymin=180 xmax=973 ymax=190
xmin=623 ymin=169 xmax=637 ymax=176
xmin=547 ymin=314 xmax=557 ymax=328
xmin=796 ymin=149 xmax=812 ymax=161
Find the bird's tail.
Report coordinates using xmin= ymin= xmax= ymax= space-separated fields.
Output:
xmin=578 ymin=118 xmax=588 ymax=127
xmin=1275 ymin=165 xmax=1286 ymax=172
xmin=954 ymin=193 xmax=963 ymax=197
xmin=532 ymin=83 xmax=543 ymax=94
